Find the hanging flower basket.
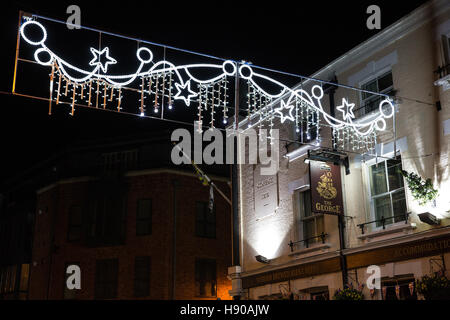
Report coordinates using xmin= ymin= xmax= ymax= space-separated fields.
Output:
xmin=400 ymin=170 xmax=438 ymax=206
xmin=333 ymin=287 xmax=364 ymax=300
xmin=416 ymin=272 xmax=450 ymax=300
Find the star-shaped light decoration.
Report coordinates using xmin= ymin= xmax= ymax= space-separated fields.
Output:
xmin=174 ymin=80 xmax=198 ymax=106
xmin=336 ymin=98 xmax=356 ymax=121
xmin=89 ymin=47 xmax=117 ymax=73
xmin=274 ymin=100 xmax=295 ymax=123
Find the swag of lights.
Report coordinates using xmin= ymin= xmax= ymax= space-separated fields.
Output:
xmin=14 ymin=15 xmax=396 ymax=154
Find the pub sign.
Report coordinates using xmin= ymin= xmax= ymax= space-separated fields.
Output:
xmin=309 ymin=161 xmax=343 ymax=215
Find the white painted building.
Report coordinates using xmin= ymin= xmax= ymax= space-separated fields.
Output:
xmin=229 ymin=0 xmax=450 ymax=300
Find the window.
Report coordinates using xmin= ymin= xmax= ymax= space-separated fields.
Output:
xmin=439 ymin=35 xmax=450 ymax=78
xmin=67 ymin=205 xmax=82 ymax=242
xmin=134 ymin=256 xmax=151 ymax=297
xmin=19 ymin=264 xmax=30 ymax=293
xmin=8 ymin=266 xmax=16 ymax=293
xmin=195 ymin=259 xmax=216 ymax=297
xmin=310 ymin=288 xmax=329 ymax=300
xmin=95 ymin=259 xmax=118 ymax=299
xmin=0 ymin=265 xmax=17 ymax=294
xmin=136 ymin=199 xmax=152 ymax=236
xmin=87 ymin=195 xmax=127 ymax=246
xmin=102 ymin=149 xmax=138 ymax=173
xmin=382 ymin=277 xmax=417 ymax=300
xmin=195 ymin=202 xmax=216 ymax=239
xmin=298 ymin=190 xmax=324 ymax=247
xmin=368 ymin=157 xmax=407 ymax=227
xmin=0 ymin=267 xmax=4 ymax=294
xmin=358 ymin=71 xmax=394 ymax=117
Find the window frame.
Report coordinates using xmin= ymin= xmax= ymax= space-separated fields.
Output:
xmin=134 ymin=256 xmax=151 ymax=298
xmin=195 ymin=201 xmax=216 ymax=239
xmin=365 ymin=153 xmax=408 ymax=230
xmin=442 ymin=33 xmax=450 ymax=66
xmin=194 ymin=258 xmax=217 ymax=298
xmin=67 ymin=205 xmax=82 ymax=242
xmin=295 ymin=187 xmax=325 ymax=248
xmin=87 ymin=195 xmax=127 ymax=246
xmin=357 ymin=68 xmax=394 ymax=118
xmin=136 ymin=198 xmax=152 ymax=236
xmin=381 ymin=276 xmax=417 ymax=300
xmin=94 ymin=258 xmax=119 ymax=300
xmin=102 ymin=149 xmax=139 ymax=173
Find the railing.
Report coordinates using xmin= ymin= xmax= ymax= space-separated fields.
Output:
xmin=435 ymin=64 xmax=450 ymax=79
xmin=357 ymin=212 xmax=410 ymax=235
xmin=288 ymin=232 xmax=328 ymax=252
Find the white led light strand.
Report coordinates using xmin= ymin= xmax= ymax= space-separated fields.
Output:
xmin=19 ymin=19 xmax=393 ymax=151
xmin=239 ymin=65 xmax=395 ymax=139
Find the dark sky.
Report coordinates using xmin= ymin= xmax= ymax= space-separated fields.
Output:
xmin=0 ymin=0 xmax=429 ymax=182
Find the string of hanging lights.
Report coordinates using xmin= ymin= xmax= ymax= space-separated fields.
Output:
xmin=17 ymin=16 xmax=396 ymax=156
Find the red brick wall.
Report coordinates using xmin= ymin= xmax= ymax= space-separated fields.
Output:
xmin=28 ymin=171 xmax=232 ymax=300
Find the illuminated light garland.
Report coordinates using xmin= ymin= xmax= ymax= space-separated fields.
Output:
xmin=19 ymin=19 xmax=394 ymax=153
xmin=20 ymin=20 xmax=235 ymax=91
xmin=242 ymin=65 xmax=395 ymax=140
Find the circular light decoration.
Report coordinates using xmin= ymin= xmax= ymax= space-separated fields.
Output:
xmin=222 ymin=60 xmax=237 ymax=76
xmin=20 ymin=20 xmax=47 ymax=46
xmin=34 ymin=48 xmax=53 ymax=66
xmin=136 ymin=47 xmax=153 ymax=64
xmin=379 ymin=99 xmax=395 ymax=118
xmin=238 ymin=64 xmax=253 ymax=80
xmin=311 ymin=85 xmax=324 ymax=100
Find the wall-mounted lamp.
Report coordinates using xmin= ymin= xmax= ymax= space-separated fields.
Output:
xmin=255 ymin=255 xmax=270 ymax=264
xmin=418 ymin=212 xmax=440 ymax=225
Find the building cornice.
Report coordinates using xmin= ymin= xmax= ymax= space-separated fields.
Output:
xmin=236 ymin=1 xmax=449 ymax=130
xmin=240 ymin=251 xmax=340 ymax=278
xmin=240 ymin=226 xmax=450 ymax=281
xmin=309 ymin=0 xmax=450 ymax=80
xmin=36 ymin=168 xmax=230 ymax=194
xmin=36 ymin=176 xmax=95 ymax=195
xmin=125 ymin=168 xmax=230 ymax=183
xmin=343 ymin=225 xmax=450 ymax=256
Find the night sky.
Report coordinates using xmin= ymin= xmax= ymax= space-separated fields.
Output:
xmin=0 ymin=0 xmax=429 ymax=183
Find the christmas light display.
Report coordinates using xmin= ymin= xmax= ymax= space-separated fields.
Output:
xmin=18 ymin=18 xmax=395 ymax=153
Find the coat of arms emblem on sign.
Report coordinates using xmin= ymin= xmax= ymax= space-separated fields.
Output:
xmin=316 ymin=171 xmax=338 ymax=200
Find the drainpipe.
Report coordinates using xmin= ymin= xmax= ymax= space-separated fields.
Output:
xmin=338 ymin=215 xmax=348 ymax=288
xmin=324 ymin=77 xmax=349 ymax=288
xmin=46 ymin=167 xmax=59 ymax=299
xmin=231 ymin=62 xmax=241 ymax=300
xmin=170 ymin=179 xmax=179 ymax=300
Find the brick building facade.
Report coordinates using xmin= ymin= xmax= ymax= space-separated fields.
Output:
xmin=1 ymin=133 xmax=232 ymax=300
